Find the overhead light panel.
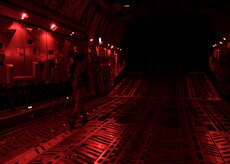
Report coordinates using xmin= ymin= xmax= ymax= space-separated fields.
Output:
xmin=50 ymin=23 xmax=58 ymax=31
xmin=99 ymin=37 xmax=102 ymax=45
xmin=21 ymin=12 xmax=29 ymax=20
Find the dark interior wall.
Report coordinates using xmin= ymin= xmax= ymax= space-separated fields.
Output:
xmin=126 ymin=13 xmax=213 ymax=73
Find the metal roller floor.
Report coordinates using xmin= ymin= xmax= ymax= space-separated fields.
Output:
xmin=1 ymin=72 xmax=230 ymax=164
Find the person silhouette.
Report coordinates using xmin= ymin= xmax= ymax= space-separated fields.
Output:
xmin=68 ymin=47 xmax=88 ymax=129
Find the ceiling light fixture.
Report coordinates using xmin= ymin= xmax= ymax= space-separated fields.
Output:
xmin=50 ymin=23 xmax=58 ymax=31
xmin=99 ymin=37 xmax=102 ymax=45
xmin=21 ymin=12 xmax=29 ymax=20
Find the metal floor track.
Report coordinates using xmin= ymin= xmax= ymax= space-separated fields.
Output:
xmin=1 ymin=72 xmax=230 ymax=164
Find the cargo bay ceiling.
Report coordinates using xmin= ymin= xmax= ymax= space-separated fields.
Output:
xmin=0 ymin=0 xmax=136 ymax=47
xmin=1 ymin=0 xmax=230 ymax=71
xmin=1 ymin=0 xmax=229 ymax=45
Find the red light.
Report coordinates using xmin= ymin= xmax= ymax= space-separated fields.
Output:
xmin=27 ymin=105 xmax=32 ymax=109
xmin=21 ymin=12 xmax=29 ymax=20
xmin=70 ymin=32 xmax=74 ymax=36
xmin=99 ymin=37 xmax=102 ymax=45
xmin=90 ymin=38 xmax=94 ymax=42
xmin=50 ymin=23 xmax=57 ymax=31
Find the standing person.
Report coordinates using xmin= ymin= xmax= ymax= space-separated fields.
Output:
xmin=68 ymin=47 xmax=88 ymax=129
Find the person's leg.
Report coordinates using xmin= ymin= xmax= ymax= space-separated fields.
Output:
xmin=68 ymin=89 xmax=80 ymax=129
xmin=78 ymin=87 xmax=88 ymax=123
xmin=80 ymin=106 xmax=88 ymax=123
xmin=68 ymin=114 xmax=77 ymax=129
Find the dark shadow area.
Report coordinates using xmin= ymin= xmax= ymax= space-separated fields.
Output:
xmin=125 ymin=13 xmax=214 ymax=75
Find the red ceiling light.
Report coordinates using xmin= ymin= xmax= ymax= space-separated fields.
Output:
xmin=99 ymin=37 xmax=102 ymax=45
xmin=90 ymin=38 xmax=94 ymax=42
xmin=50 ymin=23 xmax=58 ymax=31
xmin=21 ymin=12 xmax=29 ymax=20
xmin=212 ymin=44 xmax=217 ymax=47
